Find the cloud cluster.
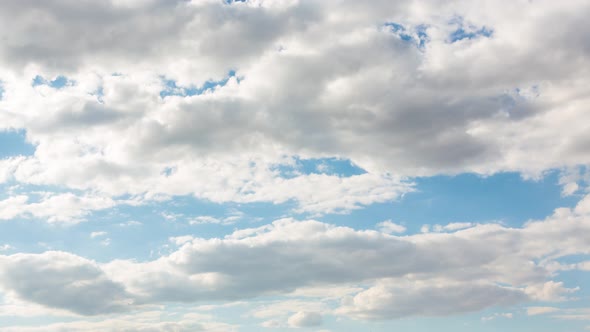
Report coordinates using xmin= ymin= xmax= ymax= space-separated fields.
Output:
xmin=0 ymin=192 xmax=116 ymax=223
xmin=0 ymin=194 xmax=589 ymax=320
xmin=0 ymin=0 xmax=589 ymax=216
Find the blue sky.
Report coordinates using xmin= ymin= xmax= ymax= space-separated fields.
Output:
xmin=1 ymin=0 xmax=590 ymax=331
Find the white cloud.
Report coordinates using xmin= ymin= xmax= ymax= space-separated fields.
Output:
xmin=0 ymin=194 xmax=588 ymax=318
xmin=337 ymin=280 xmax=525 ymax=320
xmin=1 ymin=1 xmax=590 ymax=327
xmin=527 ymin=307 xmax=559 ymax=316
xmin=288 ymin=311 xmax=323 ymax=327
xmin=0 ymin=244 xmax=13 ymax=251
xmin=482 ymin=312 xmax=513 ymax=321
xmin=0 ymin=193 xmax=116 ymax=224
xmin=119 ymin=220 xmax=142 ymax=227
xmin=189 ymin=213 xmax=244 ymax=226
xmin=0 ymin=251 xmax=131 ymax=315
xmin=90 ymin=231 xmax=107 ymax=238
xmin=434 ymin=222 xmax=475 ymax=232
xmin=0 ymin=0 xmax=588 ymax=214
xmin=376 ymin=220 xmax=406 ymax=234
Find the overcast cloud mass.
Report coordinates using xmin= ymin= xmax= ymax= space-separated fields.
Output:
xmin=1 ymin=0 xmax=590 ymax=331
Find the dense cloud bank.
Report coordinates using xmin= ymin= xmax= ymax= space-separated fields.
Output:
xmin=0 ymin=0 xmax=589 ymax=215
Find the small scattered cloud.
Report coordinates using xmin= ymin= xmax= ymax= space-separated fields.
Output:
xmin=377 ymin=220 xmax=406 ymax=234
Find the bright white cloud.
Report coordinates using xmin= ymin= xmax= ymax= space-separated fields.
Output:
xmin=376 ymin=220 xmax=406 ymax=234
xmin=0 ymin=193 xmax=116 ymax=224
xmin=0 ymin=0 xmax=588 ymax=216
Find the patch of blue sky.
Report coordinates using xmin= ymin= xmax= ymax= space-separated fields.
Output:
xmin=0 ymin=80 xmax=4 ymax=100
xmin=449 ymin=26 xmax=493 ymax=42
xmin=32 ymin=75 xmax=75 ymax=89
xmin=321 ymin=171 xmax=579 ymax=234
xmin=447 ymin=16 xmax=493 ymax=43
xmin=91 ymin=85 xmax=104 ymax=103
xmin=551 ymin=252 xmax=590 ymax=298
xmin=384 ymin=22 xmax=430 ymax=49
xmin=272 ymin=157 xmax=366 ymax=179
xmin=17 ymin=196 xmax=292 ymax=262
xmin=160 ymin=70 xmax=239 ymax=98
xmin=558 ymin=268 xmax=590 ymax=301
xmin=0 ymin=129 xmax=35 ymax=158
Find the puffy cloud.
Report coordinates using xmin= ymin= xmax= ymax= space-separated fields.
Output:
xmin=0 ymin=251 xmax=131 ymax=315
xmin=288 ymin=311 xmax=323 ymax=327
xmin=337 ymin=280 xmax=525 ymax=320
xmin=0 ymin=192 xmax=116 ymax=223
xmin=90 ymin=231 xmax=108 ymax=238
xmin=0 ymin=244 xmax=13 ymax=251
xmin=1 ymin=195 xmax=589 ymax=318
xmin=1 ymin=1 xmax=590 ymax=324
xmin=376 ymin=220 xmax=406 ymax=234
xmin=527 ymin=307 xmax=559 ymax=316
xmin=0 ymin=0 xmax=589 ymax=214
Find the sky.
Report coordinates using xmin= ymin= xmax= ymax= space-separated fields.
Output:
xmin=0 ymin=0 xmax=590 ymax=331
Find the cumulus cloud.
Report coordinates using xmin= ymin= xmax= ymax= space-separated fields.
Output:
xmin=0 ymin=0 xmax=589 ymax=216
xmin=288 ymin=311 xmax=323 ymax=327
xmin=376 ymin=220 xmax=406 ymax=234
xmin=1 ymin=195 xmax=589 ymax=318
xmin=1 ymin=0 xmax=590 ymax=328
xmin=0 ymin=192 xmax=116 ymax=223
xmin=0 ymin=251 xmax=131 ymax=315
xmin=337 ymin=280 xmax=525 ymax=320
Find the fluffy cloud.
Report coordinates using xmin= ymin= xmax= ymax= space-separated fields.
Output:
xmin=376 ymin=220 xmax=406 ymax=234
xmin=1 ymin=195 xmax=589 ymax=318
xmin=288 ymin=311 xmax=323 ymax=327
xmin=0 ymin=0 xmax=589 ymax=215
xmin=1 ymin=1 xmax=590 ymax=328
xmin=0 ymin=251 xmax=131 ymax=315
xmin=0 ymin=192 xmax=116 ymax=223
xmin=337 ymin=280 xmax=525 ymax=320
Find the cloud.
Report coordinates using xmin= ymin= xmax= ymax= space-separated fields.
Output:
xmin=288 ymin=311 xmax=323 ymax=327
xmin=0 ymin=310 xmax=237 ymax=332
xmin=376 ymin=220 xmax=406 ymax=234
xmin=0 ymin=251 xmax=131 ymax=315
xmin=1 ymin=1 xmax=590 ymax=326
xmin=90 ymin=231 xmax=107 ymax=238
xmin=0 ymin=244 xmax=13 ymax=251
xmin=0 ymin=192 xmax=116 ymax=224
xmin=432 ymin=222 xmax=475 ymax=232
xmin=0 ymin=0 xmax=589 ymax=214
xmin=482 ymin=312 xmax=513 ymax=321
xmin=527 ymin=307 xmax=560 ymax=316
xmin=337 ymin=280 xmax=525 ymax=320
xmin=0 ymin=194 xmax=588 ymax=318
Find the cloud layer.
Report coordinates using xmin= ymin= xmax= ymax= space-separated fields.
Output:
xmin=0 ymin=0 xmax=589 ymax=215
xmin=1 ymin=195 xmax=589 ymax=319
